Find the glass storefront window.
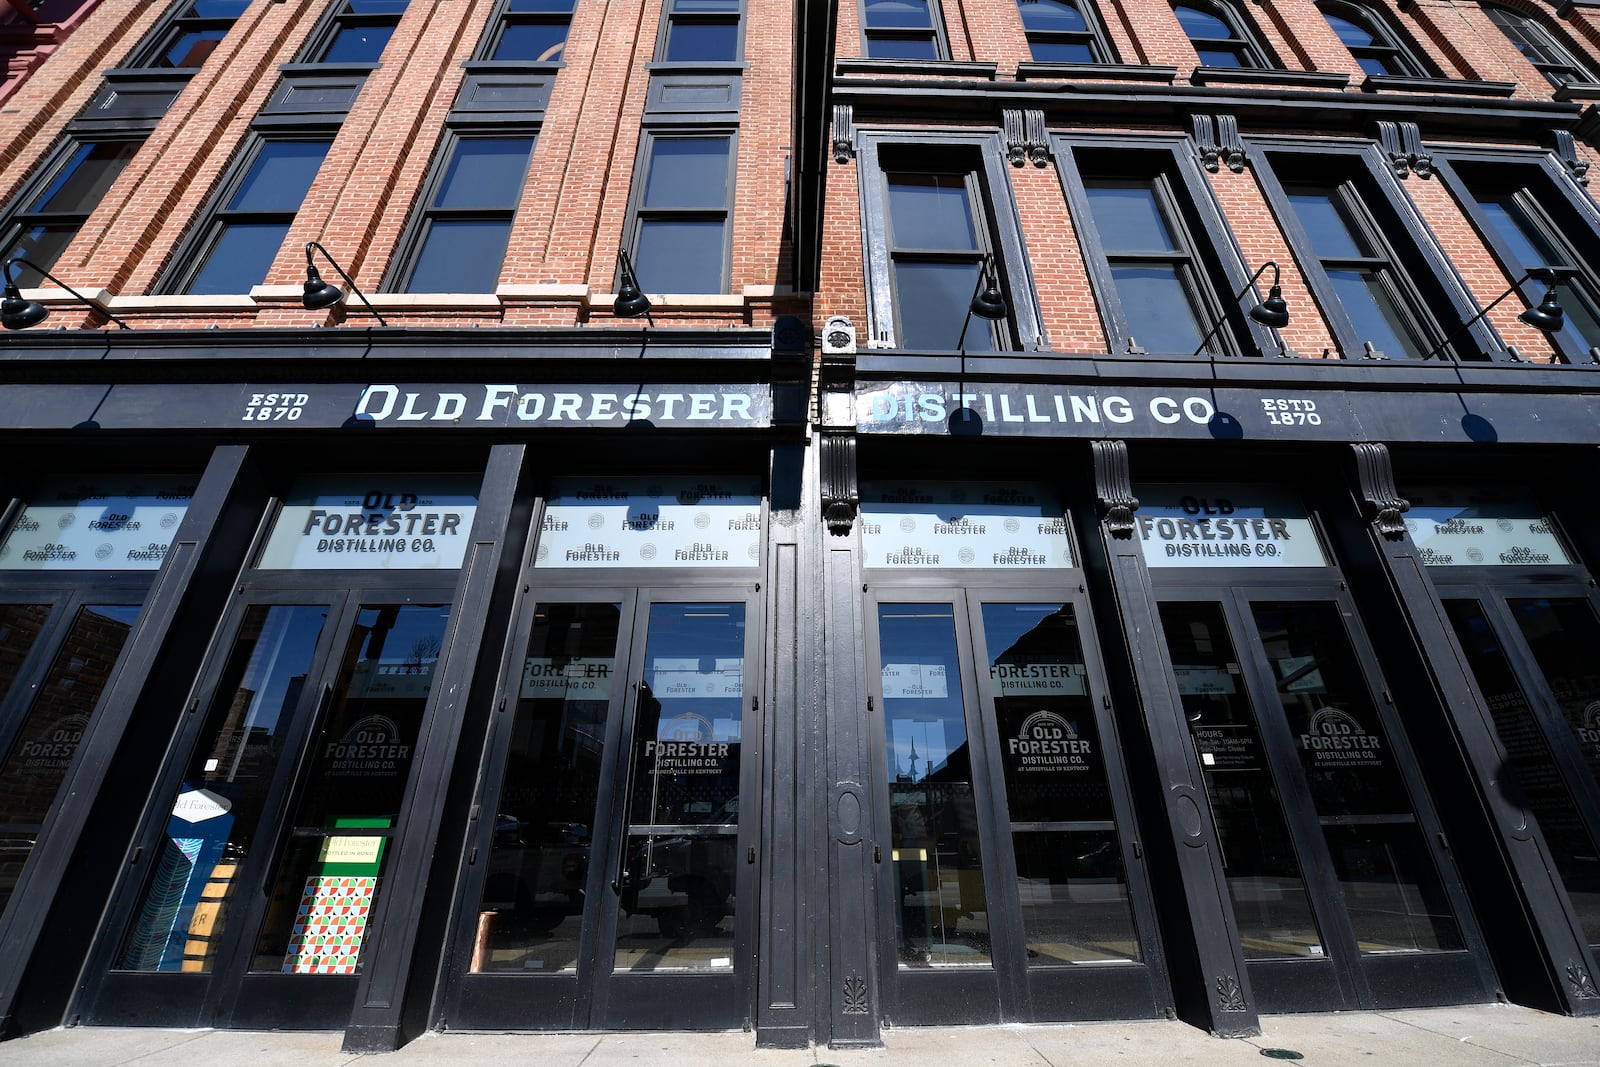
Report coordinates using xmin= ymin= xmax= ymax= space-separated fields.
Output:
xmin=1507 ymin=598 xmax=1600 ymax=786
xmin=878 ymin=603 xmax=992 ymax=967
xmin=115 ymin=605 xmax=327 ymax=972
xmin=252 ymin=604 xmax=450 ymax=974
xmin=1445 ymin=599 xmax=1600 ymax=947
xmin=983 ymin=603 xmax=1140 ymax=965
xmin=614 ymin=603 xmax=745 ymax=972
xmin=1160 ymin=601 xmax=1324 ymax=960
xmin=1253 ymin=602 xmax=1464 ymax=954
xmin=1404 ymin=488 xmax=1571 ymax=568
xmin=0 ymin=604 xmax=140 ymax=916
xmin=859 ymin=481 xmax=1074 ymax=571
xmin=472 ymin=603 xmax=620 ymax=973
xmin=0 ymin=477 xmax=193 ymax=571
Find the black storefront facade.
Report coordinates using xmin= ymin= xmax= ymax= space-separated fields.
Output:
xmin=0 ymin=324 xmax=1598 ymax=1051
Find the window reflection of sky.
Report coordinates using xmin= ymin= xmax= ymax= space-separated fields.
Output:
xmin=643 ymin=603 xmax=744 ymax=743
xmin=879 ymin=605 xmax=966 ymax=783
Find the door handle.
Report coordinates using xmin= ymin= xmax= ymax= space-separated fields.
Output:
xmin=611 ymin=681 xmax=649 ymax=894
xmin=261 ymin=682 xmax=334 ymax=894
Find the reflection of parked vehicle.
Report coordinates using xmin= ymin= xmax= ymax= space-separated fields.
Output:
xmin=618 ymin=797 xmax=738 ymax=938
xmin=482 ymin=815 xmax=590 ymax=934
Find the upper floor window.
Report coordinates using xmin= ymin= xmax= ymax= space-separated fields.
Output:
xmin=389 ymin=134 xmax=537 ymax=292
xmin=1173 ymin=0 xmax=1270 ymax=67
xmin=1257 ymin=148 xmax=1482 ymax=360
xmin=1319 ymin=0 xmax=1427 ymax=77
xmin=2 ymin=138 xmax=143 ymax=286
xmin=300 ymin=0 xmax=408 ymax=64
xmin=627 ymin=133 xmax=736 ymax=294
xmin=861 ymin=0 xmax=946 ymax=60
xmin=164 ymin=137 xmax=331 ymax=294
xmin=1017 ymin=0 xmax=1115 ymax=63
xmin=1058 ymin=142 xmax=1278 ymax=356
xmin=857 ymin=134 xmax=1051 ymax=351
xmin=1483 ymin=3 xmax=1596 ymax=87
xmin=477 ymin=0 xmax=575 ymax=63
xmin=658 ymin=0 xmax=741 ymax=62
xmin=1442 ymin=157 xmax=1600 ymax=363
xmin=125 ymin=0 xmax=251 ymax=69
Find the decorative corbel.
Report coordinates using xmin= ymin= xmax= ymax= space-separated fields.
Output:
xmin=1552 ymin=130 xmax=1591 ymax=186
xmin=820 ymin=432 xmax=860 ymax=536
xmin=1091 ymin=440 xmax=1139 ymax=538
xmin=1189 ymin=114 xmax=1245 ymax=174
xmin=1373 ymin=120 xmax=1432 ymax=179
xmin=1003 ymin=109 xmax=1051 ymax=168
xmin=1351 ymin=442 xmax=1410 ymax=539
xmin=832 ymin=103 xmax=854 ymax=164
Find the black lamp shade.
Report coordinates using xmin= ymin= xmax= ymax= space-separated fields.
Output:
xmin=614 ymin=279 xmax=652 ymax=319
xmin=969 ymin=280 xmax=1006 ymax=320
xmin=1 ymin=284 xmax=49 ymax=330
xmin=302 ymin=264 xmax=345 ymax=311
xmin=1249 ymin=284 xmax=1290 ymax=329
xmin=1517 ymin=287 xmax=1565 ymax=333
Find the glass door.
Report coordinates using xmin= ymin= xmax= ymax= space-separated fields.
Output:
xmin=1438 ymin=584 xmax=1600 ymax=955
xmin=0 ymin=590 xmax=146 ymax=922
xmin=867 ymin=591 xmax=1159 ymax=1024
xmin=85 ymin=586 xmax=456 ymax=1029
xmin=1157 ymin=589 xmax=1488 ymax=1011
xmin=448 ymin=590 xmax=759 ymax=1031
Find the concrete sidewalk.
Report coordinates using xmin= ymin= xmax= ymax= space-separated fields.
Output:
xmin=0 ymin=1004 xmax=1595 ymax=1065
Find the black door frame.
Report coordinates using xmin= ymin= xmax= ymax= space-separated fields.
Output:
xmin=1432 ymin=573 xmax=1600 ymax=969
xmin=80 ymin=570 xmax=461 ymax=1030
xmin=861 ymin=574 xmax=1168 ymax=1025
xmin=1149 ymin=571 xmax=1494 ymax=1011
xmin=441 ymin=574 xmax=767 ymax=1032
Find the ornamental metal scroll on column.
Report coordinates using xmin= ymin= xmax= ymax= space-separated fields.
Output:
xmin=1092 ymin=440 xmax=1139 ymax=538
xmin=1003 ymin=109 xmax=1050 ymax=168
xmin=1190 ymin=114 xmax=1245 ymax=174
xmin=1351 ymin=442 xmax=1410 ymax=540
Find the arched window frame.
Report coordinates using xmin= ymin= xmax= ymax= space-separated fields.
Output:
xmin=1483 ymin=3 xmax=1599 ymax=88
xmin=1171 ymin=0 xmax=1273 ymax=69
xmin=1318 ymin=0 xmax=1430 ymax=78
xmin=1016 ymin=0 xmax=1118 ymax=64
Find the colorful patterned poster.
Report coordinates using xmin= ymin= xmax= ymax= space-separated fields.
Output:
xmin=281 ymin=816 xmax=390 ymax=974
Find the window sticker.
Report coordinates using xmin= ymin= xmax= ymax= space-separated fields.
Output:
xmin=1403 ymin=486 xmax=1571 ymax=567
xmin=860 ymin=481 xmax=1074 ymax=569
xmin=257 ymin=476 xmax=479 ymax=570
xmin=0 ymin=476 xmax=195 ymax=571
xmin=535 ymin=477 xmax=763 ymax=568
xmin=1134 ymin=484 xmax=1326 ymax=568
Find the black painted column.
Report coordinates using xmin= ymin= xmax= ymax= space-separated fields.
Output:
xmin=816 ymin=336 xmax=881 ymax=1047
xmin=342 ymin=444 xmax=534 ymax=1052
xmin=0 ymin=445 xmax=266 ymax=1037
xmin=1344 ymin=442 xmax=1600 ymax=1016
xmin=1085 ymin=440 xmax=1259 ymax=1037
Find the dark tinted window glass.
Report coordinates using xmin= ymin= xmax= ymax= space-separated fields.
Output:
xmin=163 ymin=29 xmax=227 ymax=67
xmin=493 ymin=21 xmax=568 ymax=60
xmin=228 ymin=141 xmax=330 ymax=212
xmin=892 ymin=261 xmax=993 ymax=351
xmin=33 ymin=142 xmax=141 ymax=214
xmin=187 ymin=223 xmax=295 ymax=295
xmin=321 ymin=23 xmax=395 ymax=61
xmin=635 ymin=219 xmax=724 ymax=293
xmin=434 ymin=138 xmax=534 ymax=209
xmin=1174 ymin=4 xmax=1230 ymax=35
xmin=1021 ymin=0 xmax=1088 ymax=30
xmin=664 ymin=21 xmax=739 ymax=60
xmin=1086 ymin=185 xmax=1177 ymax=252
xmin=865 ymin=0 xmax=933 ymax=28
xmin=408 ymin=220 xmax=514 ymax=293
xmin=1287 ymin=191 xmax=1369 ymax=260
xmin=887 ymin=174 xmax=977 ymax=249
xmin=642 ymin=139 xmax=730 ymax=209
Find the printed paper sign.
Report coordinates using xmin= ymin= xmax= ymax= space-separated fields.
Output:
xmin=0 ymin=476 xmax=194 ymax=571
xmin=882 ymin=662 xmax=949 ymax=699
xmin=535 ymin=477 xmax=763 ymax=569
xmin=258 ymin=476 xmax=479 ymax=570
xmin=318 ymin=836 xmax=384 ymax=865
xmin=860 ymin=481 xmax=1074 ymax=570
xmin=1135 ymin=484 xmax=1326 ymax=568
xmin=1403 ymin=487 xmax=1571 ymax=567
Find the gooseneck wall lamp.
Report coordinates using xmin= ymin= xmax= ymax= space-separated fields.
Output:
xmin=613 ymin=248 xmax=655 ymax=325
xmin=956 ymin=253 xmax=1008 ymax=354
xmin=301 ymin=241 xmax=388 ymax=326
xmin=2 ymin=256 xmax=131 ymax=330
xmin=1420 ymin=268 xmax=1567 ymax=361
xmin=1191 ymin=260 xmax=1288 ymax=356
